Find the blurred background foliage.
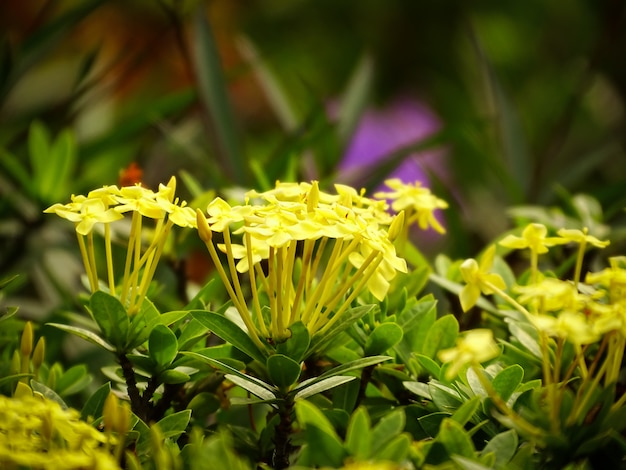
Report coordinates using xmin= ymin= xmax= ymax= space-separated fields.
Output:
xmin=1 ymin=0 xmax=625 ymax=331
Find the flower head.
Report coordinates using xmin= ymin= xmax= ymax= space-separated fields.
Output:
xmin=499 ymin=223 xmax=566 ymax=255
xmin=438 ymin=329 xmax=500 ymax=380
xmin=459 ymin=245 xmax=506 ymax=312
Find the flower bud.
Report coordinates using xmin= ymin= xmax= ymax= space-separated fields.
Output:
xmin=196 ymin=209 xmax=213 ymax=243
xmin=388 ymin=211 xmax=405 ymax=242
xmin=20 ymin=321 xmax=33 ymax=359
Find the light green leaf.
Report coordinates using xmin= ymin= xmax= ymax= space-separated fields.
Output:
xmin=345 ymin=406 xmax=372 ymax=459
xmin=422 ymin=314 xmax=459 ymax=359
xmin=46 ymin=323 xmax=114 ymax=352
xmin=224 ymin=374 xmax=276 ymax=402
xmin=492 ymin=364 xmax=524 ymax=403
xmin=294 ymin=376 xmax=356 ymax=400
xmin=55 ymin=365 xmax=92 ymax=396
xmin=41 ymin=129 xmax=76 ymax=203
xmin=295 ymin=400 xmax=345 ymax=466
xmin=157 ymin=410 xmax=191 ymax=440
xmin=438 ymin=417 xmax=475 ymax=459
xmin=376 ymin=433 xmax=412 ymax=463
xmin=371 ymin=409 xmax=405 ymax=455
xmin=414 ymin=353 xmax=442 ymax=380
xmin=451 ymin=396 xmax=481 ymax=427
xmin=31 ymin=380 xmax=68 ymax=409
xmin=160 ymin=369 xmax=191 ymax=384
xmin=481 ymin=429 xmax=518 ymax=468
xmin=307 ymin=305 xmax=374 ymax=358
xmin=337 ymin=54 xmax=373 ymax=145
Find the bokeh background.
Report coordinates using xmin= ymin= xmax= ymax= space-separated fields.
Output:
xmin=1 ymin=0 xmax=626 ymax=326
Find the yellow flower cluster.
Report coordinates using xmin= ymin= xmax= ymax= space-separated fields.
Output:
xmin=197 ymin=180 xmax=408 ymax=346
xmin=0 ymin=394 xmax=119 ymax=470
xmin=45 ymin=177 xmax=196 ymax=314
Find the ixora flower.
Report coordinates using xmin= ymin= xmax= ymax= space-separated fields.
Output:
xmin=458 ymin=245 xmax=506 ymax=312
xmin=438 ymin=329 xmax=500 ymax=380
xmin=0 ymin=393 xmax=119 ymax=469
xmin=374 ymin=178 xmax=448 ymax=234
xmin=196 ymin=180 xmax=409 ymax=347
xmin=45 ymin=176 xmax=196 ymax=314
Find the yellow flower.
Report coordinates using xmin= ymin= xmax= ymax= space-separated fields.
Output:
xmin=374 ymin=178 xmax=448 ymax=234
xmin=45 ymin=197 xmax=124 ymax=236
xmin=197 ymin=180 xmax=408 ymax=345
xmin=531 ymin=311 xmax=598 ymax=345
xmin=499 ymin=223 xmax=566 ymax=255
xmin=438 ymin=329 xmax=500 ymax=380
xmin=557 ymin=227 xmax=610 ymax=248
xmin=514 ymin=278 xmax=578 ymax=313
xmin=459 ymin=245 xmax=506 ymax=312
xmin=0 ymin=394 xmax=119 ymax=469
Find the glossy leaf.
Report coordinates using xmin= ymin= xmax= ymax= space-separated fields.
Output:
xmin=438 ymin=417 xmax=475 ymax=459
xmin=55 ymin=364 xmax=92 ymax=396
xmin=89 ymin=291 xmax=130 ymax=350
xmin=492 ymin=364 xmax=524 ymax=403
xmin=160 ymin=369 xmax=192 ymax=384
xmin=266 ymin=354 xmax=301 ymax=390
xmin=345 ymin=406 xmax=372 ymax=459
xmin=364 ymin=322 xmax=403 ymax=356
xmin=46 ymin=323 xmax=114 ymax=352
xmin=307 ymin=305 xmax=374 ymax=358
xmin=157 ymin=410 xmax=192 ymax=440
xmin=225 ymin=374 xmax=276 ymax=402
xmin=81 ymin=382 xmax=111 ymax=421
xmin=275 ymin=321 xmax=310 ymax=362
xmin=294 ymin=376 xmax=356 ymax=400
xmin=371 ymin=409 xmax=405 ymax=454
xmin=422 ymin=314 xmax=459 ymax=360
xmin=191 ymin=311 xmax=267 ymax=363
xmin=149 ymin=324 xmax=178 ymax=368
xmin=295 ymin=400 xmax=346 ymax=467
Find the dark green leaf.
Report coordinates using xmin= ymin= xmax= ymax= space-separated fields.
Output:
xmin=55 ymin=365 xmax=92 ymax=396
xmin=266 ymin=354 xmax=301 ymax=390
xmin=418 ymin=412 xmax=450 ymax=437
xmin=365 ymin=322 xmax=403 ymax=356
xmin=149 ymin=324 xmax=178 ymax=368
xmin=191 ymin=311 xmax=267 ymax=363
xmin=89 ymin=291 xmax=130 ymax=350
xmin=81 ymin=382 xmax=111 ymax=421
xmin=275 ymin=321 xmax=310 ymax=362
xmin=451 ymin=396 xmax=481 ymax=427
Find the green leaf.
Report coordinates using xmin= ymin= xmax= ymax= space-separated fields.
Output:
xmin=345 ymin=407 xmax=372 ymax=459
xmin=451 ymin=396 xmax=481 ymax=427
xmin=160 ymin=369 xmax=191 ymax=384
xmin=55 ymin=365 xmax=92 ymax=396
xmin=191 ymin=311 xmax=267 ymax=363
xmin=295 ymin=400 xmax=346 ymax=467
xmin=429 ymin=382 xmax=463 ymax=412
xmin=414 ymin=353 xmax=442 ymax=380
xmin=294 ymin=376 xmax=356 ymax=400
xmin=371 ymin=409 xmax=406 ymax=454
xmin=438 ymin=417 xmax=476 ymax=459
xmin=156 ymin=410 xmax=191 ymax=440
xmin=266 ymin=354 xmax=301 ymax=391
xmin=28 ymin=121 xmax=50 ymax=196
xmin=31 ymin=380 xmax=68 ymax=409
xmin=275 ymin=321 xmax=310 ymax=362
xmin=507 ymin=320 xmax=542 ymax=358
xmin=365 ymin=322 xmax=403 ymax=356
xmin=192 ymin=9 xmax=246 ymax=184
xmin=46 ymin=323 xmax=114 ymax=352
xmin=492 ymin=364 xmax=524 ymax=403
xmin=224 ymin=374 xmax=276 ymax=402
xmin=376 ymin=433 xmax=412 ymax=463
xmin=481 ymin=430 xmax=518 ymax=468
xmin=307 ymin=305 xmax=374 ymax=358
xmin=149 ymin=324 xmax=178 ymax=368
xmin=81 ymin=382 xmax=111 ymax=421
xmin=177 ymin=318 xmax=210 ymax=350
xmin=183 ymin=352 xmax=276 ymax=395
xmin=451 ymin=456 xmax=492 ymax=470
xmin=90 ymin=291 xmax=130 ymax=350
xmin=422 ymin=314 xmax=459 ymax=360
xmin=418 ymin=412 xmax=450 ymax=437
xmin=293 ymin=355 xmax=390 ymax=394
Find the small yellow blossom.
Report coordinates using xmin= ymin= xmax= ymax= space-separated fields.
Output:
xmin=557 ymin=227 xmax=610 ymax=248
xmin=438 ymin=329 xmax=500 ymax=380
xmin=459 ymin=245 xmax=506 ymax=312
xmin=499 ymin=223 xmax=566 ymax=254
xmin=374 ymin=178 xmax=448 ymax=234
xmin=514 ymin=278 xmax=578 ymax=313
xmin=531 ymin=311 xmax=598 ymax=345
